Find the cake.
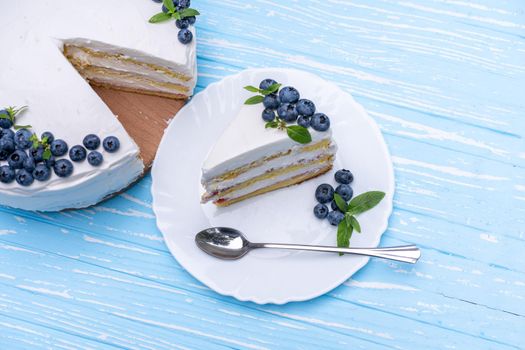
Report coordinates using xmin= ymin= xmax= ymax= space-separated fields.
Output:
xmin=201 ymin=80 xmax=337 ymax=206
xmin=0 ymin=0 xmax=198 ymax=211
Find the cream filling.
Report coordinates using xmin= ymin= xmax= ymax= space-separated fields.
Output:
xmin=207 ymin=162 xmax=332 ymax=202
xmin=204 ymin=145 xmax=337 ymax=193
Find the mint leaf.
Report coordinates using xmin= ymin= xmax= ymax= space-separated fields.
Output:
xmin=172 ymin=11 xmax=182 ymax=20
xmin=347 ymin=191 xmax=385 ymax=215
xmin=163 ymin=0 xmax=175 ymax=12
xmin=149 ymin=12 xmax=172 ymax=23
xmin=265 ymin=121 xmax=278 ymax=128
xmin=286 ymin=125 xmax=312 ymax=144
xmin=337 ymin=221 xmax=353 ymax=255
xmin=334 ymin=193 xmax=348 ymax=212
xmin=244 ymin=85 xmax=261 ymax=93
xmin=179 ymin=8 xmax=200 ymax=18
xmin=14 ymin=124 xmax=31 ymax=130
xmin=348 ymin=215 xmax=361 ymax=233
xmin=262 ymin=83 xmax=281 ymax=95
xmin=43 ymin=148 xmax=52 ymax=161
xmin=244 ymin=95 xmax=264 ymax=105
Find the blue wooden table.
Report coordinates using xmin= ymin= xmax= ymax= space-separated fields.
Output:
xmin=1 ymin=1 xmax=524 ymax=349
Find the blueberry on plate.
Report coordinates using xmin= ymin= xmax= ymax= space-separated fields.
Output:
xmin=313 ymin=203 xmax=329 ymax=219
xmin=7 ymin=149 xmax=27 ymax=169
xmin=186 ymin=16 xmax=196 ymax=25
xmin=310 ymin=113 xmax=330 ymax=132
xmin=296 ymin=99 xmax=316 ymax=117
xmin=23 ymin=155 xmax=36 ymax=173
xmin=33 ymin=164 xmax=51 ymax=182
xmin=176 ymin=18 xmax=190 ymax=29
xmin=30 ymin=146 xmax=44 ymax=163
xmin=15 ymin=169 xmax=34 ymax=186
xmin=103 ymin=136 xmax=120 ymax=153
xmin=0 ymin=109 xmax=12 ymax=129
xmin=277 ymin=103 xmax=299 ymax=123
xmin=83 ymin=134 xmax=100 ymax=150
xmin=177 ymin=0 xmax=190 ymax=10
xmin=0 ymin=165 xmax=15 ymax=184
xmin=263 ymin=94 xmax=280 ymax=109
xmin=41 ymin=131 xmax=54 ymax=144
xmin=327 ymin=211 xmax=345 ymax=226
xmin=336 ymin=184 xmax=353 ymax=201
xmin=262 ymin=108 xmax=275 ymax=122
xmin=87 ymin=151 xmax=103 ymax=166
xmin=335 ymin=169 xmax=354 ymax=184
xmin=14 ymin=129 xmax=32 ymax=149
xmin=50 ymin=139 xmax=69 ymax=157
xmin=297 ymin=115 xmax=311 ymax=128
xmin=45 ymin=155 xmax=56 ymax=168
xmin=259 ymin=79 xmax=277 ymax=91
xmin=69 ymin=145 xmax=87 ymax=162
xmin=178 ymin=29 xmax=193 ymax=44
xmin=278 ymin=86 xmax=300 ymax=104
xmin=315 ymin=183 xmax=334 ymax=204
xmin=53 ymin=159 xmax=74 ymax=178
xmin=1 ymin=128 xmax=14 ymax=141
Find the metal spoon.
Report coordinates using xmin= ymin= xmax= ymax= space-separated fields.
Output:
xmin=195 ymin=227 xmax=421 ymax=264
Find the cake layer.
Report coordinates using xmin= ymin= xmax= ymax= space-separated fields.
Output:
xmin=203 ymin=154 xmax=335 ymax=203
xmin=204 ymin=141 xmax=336 ymax=193
xmin=215 ymin=164 xmax=333 ymax=207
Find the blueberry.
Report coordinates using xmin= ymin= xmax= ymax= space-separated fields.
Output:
xmin=261 ymin=108 xmax=275 ymax=122
xmin=8 ymin=149 xmax=27 ymax=169
xmin=186 ymin=16 xmax=196 ymax=25
xmin=69 ymin=145 xmax=87 ymax=162
xmin=277 ymin=103 xmax=298 ymax=123
xmin=103 ymin=136 xmax=120 ymax=153
xmin=297 ymin=115 xmax=311 ymax=128
xmin=53 ymin=159 xmax=74 ymax=178
xmin=1 ymin=128 xmax=14 ymax=141
xmin=87 ymin=151 xmax=103 ymax=166
xmin=310 ymin=113 xmax=330 ymax=132
xmin=336 ymin=184 xmax=353 ymax=201
xmin=331 ymin=200 xmax=343 ymax=213
xmin=176 ymin=18 xmax=190 ymax=29
xmin=0 ymin=165 xmax=15 ymax=184
xmin=263 ymin=94 xmax=280 ymax=109
xmin=259 ymin=79 xmax=277 ymax=91
xmin=313 ymin=203 xmax=329 ymax=219
xmin=0 ymin=109 xmax=12 ymax=129
xmin=83 ymin=134 xmax=100 ymax=150
xmin=41 ymin=131 xmax=54 ymax=144
xmin=327 ymin=211 xmax=345 ymax=226
xmin=177 ymin=0 xmax=190 ymax=9
xmin=30 ymin=146 xmax=44 ymax=163
xmin=296 ymin=99 xmax=316 ymax=117
xmin=45 ymin=155 xmax=56 ymax=168
xmin=50 ymin=139 xmax=68 ymax=157
xmin=23 ymin=155 xmax=36 ymax=173
xmin=335 ymin=169 xmax=354 ymax=185
xmin=14 ymin=129 xmax=32 ymax=150
xmin=178 ymin=29 xmax=193 ymax=44
xmin=0 ymin=138 xmax=15 ymax=161
xmin=315 ymin=183 xmax=334 ymax=204
xmin=15 ymin=169 xmax=34 ymax=186
xmin=279 ymin=86 xmax=300 ymax=104
xmin=33 ymin=164 xmax=51 ymax=182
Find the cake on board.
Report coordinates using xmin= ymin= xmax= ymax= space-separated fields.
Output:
xmin=0 ymin=0 xmax=198 ymax=211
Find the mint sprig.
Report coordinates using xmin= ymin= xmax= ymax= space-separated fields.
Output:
xmin=264 ymin=117 xmax=312 ymax=144
xmin=29 ymin=134 xmax=52 ymax=161
xmin=243 ymin=83 xmax=281 ymax=104
xmin=149 ymin=0 xmax=200 ymax=23
xmin=335 ymin=191 xmax=386 ymax=254
xmin=1 ymin=106 xmax=31 ymax=129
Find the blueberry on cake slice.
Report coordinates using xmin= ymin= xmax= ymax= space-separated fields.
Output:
xmin=201 ymin=80 xmax=337 ymax=206
xmin=0 ymin=0 xmax=199 ymax=211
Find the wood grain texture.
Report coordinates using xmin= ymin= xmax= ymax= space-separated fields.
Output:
xmin=1 ymin=0 xmax=524 ymax=349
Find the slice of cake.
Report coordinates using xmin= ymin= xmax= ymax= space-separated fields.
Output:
xmin=201 ymin=80 xmax=337 ymax=206
xmin=0 ymin=0 xmax=198 ymax=211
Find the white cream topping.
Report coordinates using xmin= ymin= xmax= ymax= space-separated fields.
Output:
xmin=202 ymin=104 xmax=334 ymax=182
xmin=0 ymin=0 xmax=197 ymax=211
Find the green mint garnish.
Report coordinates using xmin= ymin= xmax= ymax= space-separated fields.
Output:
xmin=29 ymin=133 xmax=52 ymax=160
xmin=244 ymin=95 xmax=265 ymax=105
xmin=286 ymin=125 xmax=312 ymax=144
xmin=1 ymin=106 xmax=31 ymax=129
xmin=335 ymin=191 xmax=385 ymax=254
xmin=149 ymin=0 xmax=200 ymax=23
xmin=243 ymin=83 xmax=282 ymax=104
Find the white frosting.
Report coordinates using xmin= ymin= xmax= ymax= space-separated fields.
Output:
xmin=202 ymin=104 xmax=334 ymax=182
xmin=0 ymin=0 xmax=197 ymax=211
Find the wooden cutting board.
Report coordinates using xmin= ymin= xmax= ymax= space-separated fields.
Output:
xmin=93 ymin=86 xmax=186 ymax=170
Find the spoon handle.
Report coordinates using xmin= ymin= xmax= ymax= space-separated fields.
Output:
xmin=251 ymin=243 xmax=421 ymax=264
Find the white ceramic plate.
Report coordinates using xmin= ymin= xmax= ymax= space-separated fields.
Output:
xmin=151 ymin=68 xmax=394 ymax=304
